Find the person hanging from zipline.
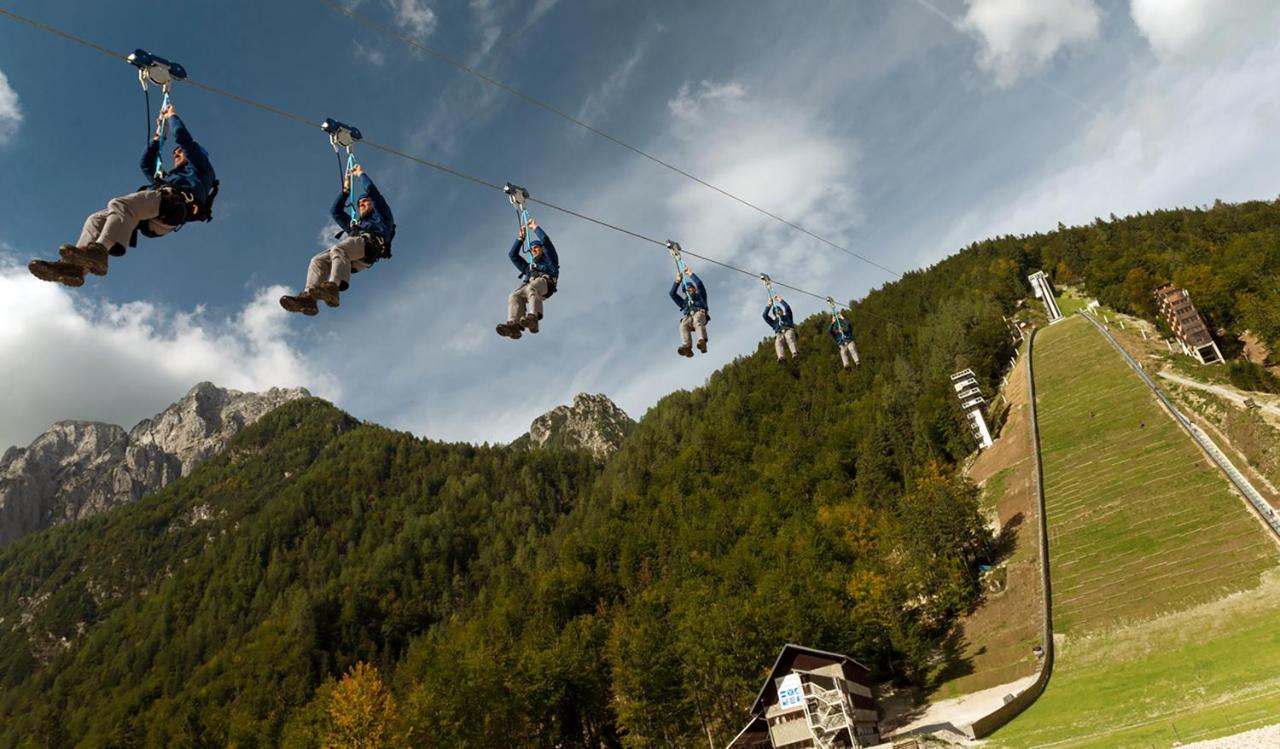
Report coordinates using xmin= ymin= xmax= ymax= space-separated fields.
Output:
xmin=761 ymin=275 xmax=799 ymax=364
xmin=665 ymin=242 xmax=708 ymax=357
xmin=497 ymin=184 xmax=559 ymax=339
xmin=829 ymin=313 xmax=860 ymax=368
xmin=670 ymin=270 xmax=710 ymax=357
xmin=825 ymin=296 xmax=860 ymax=368
xmin=280 ymin=119 xmax=394 ymax=315
xmin=31 ymin=51 xmax=217 ymax=287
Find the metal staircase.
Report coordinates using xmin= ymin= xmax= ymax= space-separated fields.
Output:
xmin=799 ymin=679 xmax=855 ymax=748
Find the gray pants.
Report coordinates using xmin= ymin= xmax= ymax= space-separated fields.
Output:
xmin=78 ymin=190 xmax=174 ymax=250
xmin=680 ymin=310 xmax=709 ymax=348
xmin=775 ymin=328 xmax=798 ymax=359
xmin=306 ymin=235 xmax=368 ymax=290
xmin=508 ymin=276 xmax=549 ymax=322
xmin=839 ymin=340 xmax=860 ymax=367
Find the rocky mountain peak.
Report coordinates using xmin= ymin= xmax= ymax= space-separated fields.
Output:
xmin=519 ymin=393 xmax=635 ymax=460
xmin=0 ymin=383 xmax=310 ymax=545
xmin=130 ymin=382 xmax=311 ymax=475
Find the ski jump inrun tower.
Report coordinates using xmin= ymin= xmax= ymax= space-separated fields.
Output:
xmin=1028 ymin=271 xmax=1063 ymax=323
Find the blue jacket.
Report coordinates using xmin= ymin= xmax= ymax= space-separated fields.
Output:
xmin=141 ymin=115 xmax=216 ymax=203
xmin=829 ymin=316 xmax=853 ymax=344
xmin=763 ymin=300 xmax=794 ymax=332
xmin=670 ymin=273 xmax=708 ymax=315
xmin=332 ymin=173 xmax=395 ymax=244
xmin=509 ymin=227 xmax=559 ymax=281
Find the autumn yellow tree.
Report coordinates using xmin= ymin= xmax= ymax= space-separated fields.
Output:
xmin=324 ymin=662 xmax=397 ymax=749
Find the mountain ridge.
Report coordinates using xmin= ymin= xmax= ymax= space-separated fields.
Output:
xmin=0 ymin=382 xmax=309 ymax=545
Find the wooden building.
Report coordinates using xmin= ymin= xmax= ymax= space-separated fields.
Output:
xmin=1153 ymin=284 xmax=1223 ymax=364
xmin=727 ymin=644 xmax=880 ymax=749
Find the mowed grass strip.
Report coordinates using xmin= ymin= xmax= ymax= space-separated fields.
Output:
xmin=990 ymin=575 xmax=1280 ymax=748
xmin=989 ymin=317 xmax=1280 ymax=748
xmin=1033 ymin=317 xmax=1276 ymax=634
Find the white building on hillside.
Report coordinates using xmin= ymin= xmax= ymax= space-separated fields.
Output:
xmin=951 ymin=369 xmax=994 ymax=449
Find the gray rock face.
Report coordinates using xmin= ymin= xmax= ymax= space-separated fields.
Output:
xmin=0 ymin=383 xmax=308 ymax=545
xmin=518 ymin=393 xmax=635 ymax=461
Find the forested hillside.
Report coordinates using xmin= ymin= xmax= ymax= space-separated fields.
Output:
xmin=1024 ymin=200 xmax=1280 ymax=353
xmin=2 ymin=199 xmax=1278 ymax=748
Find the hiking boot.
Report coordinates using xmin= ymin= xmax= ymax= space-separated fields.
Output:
xmin=521 ymin=313 xmax=540 ymax=334
xmin=310 ymin=282 xmax=340 ymax=308
xmin=59 ymin=243 xmax=108 ymax=276
xmin=496 ymin=321 xmax=523 ymax=339
xmin=677 ymin=345 xmax=693 ymax=358
xmin=696 ymin=339 xmax=707 ymax=354
xmin=107 ymin=244 xmax=127 ymax=257
xmin=279 ymin=294 xmax=319 ymax=316
xmin=29 ymin=259 xmax=85 ymax=287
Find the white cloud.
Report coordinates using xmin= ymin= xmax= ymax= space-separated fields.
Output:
xmin=353 ymin=40 xmax=386 ymax=66
xmin=662 ymin=79 xmax=861 ymax=271
xmin=960 ymin=0 xmax=1101 ymax=87
xmin=526 ymin=0 xmax=562 ymax=28
xmin=0 ymin=68 xmax=22 ymax=144
xmin=933 ymin=34 xmax=1280 ymax=262
xmin=667 ymin=80 xmax=749 ymax=122
xmin=316 ymin=221 xmax=341 ymax=250
xmin=468 ymin=0 xmax=502 ymax=62
xmin=577 ymin=35 xmax=653 ymax=125
xmin=0 ymin=259 xmax=338 ymax=451
xmin=1130 ymin=0 xmax=1280 ymax=62
xmin=389 ymin=0 xmax=436 ymax=40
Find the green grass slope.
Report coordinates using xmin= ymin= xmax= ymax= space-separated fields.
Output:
xmin=991 ymin=316 xmax=1280 ymax=748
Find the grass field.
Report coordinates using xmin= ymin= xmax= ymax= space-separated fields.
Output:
xmin=1034 ymin=317 xmax=1273 ymax=633
xmin=989 ymin=316 xmax=1280 ymax=748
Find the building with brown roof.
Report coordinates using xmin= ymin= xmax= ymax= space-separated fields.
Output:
xmin=726 ymin=644 xmax=880 ymax=749
xmin=1153 ymin=285 xmax=1223 ymax=364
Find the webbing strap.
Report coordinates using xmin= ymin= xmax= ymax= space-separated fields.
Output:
xmin=672 ymin=253 xmax=695 ymax=313
xmin=345 ymin=151 xmax=358 ymax=226
xmin=761 ymin=275 xmax=784 ymax=318
xmin=518 ymin=206 xmax=535 ymax=266
xmin=827 ymin=296 xmax=852 ymax=343
xmin=153 ymin=89 xmax=171 ymax=179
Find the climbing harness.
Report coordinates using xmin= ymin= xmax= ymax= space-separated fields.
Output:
xmin=128 ymin=49 xmax=187 ymax=180
xmin=322 ymin=117 xmax=363 ymax=226
xmin=504 ymin=182 xmax=536 ymax=266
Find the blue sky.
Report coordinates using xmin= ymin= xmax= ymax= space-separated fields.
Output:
xmin=2 ymin=0 xmax=1279 ymax=450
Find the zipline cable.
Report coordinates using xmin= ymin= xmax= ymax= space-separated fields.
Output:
xmin=312 ymin=0 xmax=904 ymax=280
xmin=0 ymin=8 xmax=862 ymax=308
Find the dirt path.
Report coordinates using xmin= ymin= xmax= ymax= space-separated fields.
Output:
xmin=1156 ymin=371 xmax=1280 ymax=418
xmin=1179 ymin=723 xmax=1280 ymax=748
